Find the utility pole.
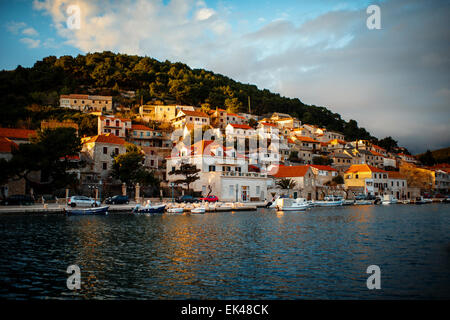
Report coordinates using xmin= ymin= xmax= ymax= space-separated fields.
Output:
xmin=248 ymin=96 xmax=251 ymax=114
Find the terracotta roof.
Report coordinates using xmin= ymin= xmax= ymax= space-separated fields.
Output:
xmin=308 ymin=165 xmax=337 ymax=172
xmin=227 ymin=113 xmax=245 ymax=119
xmin=0 ymin=128 xmax=36 ymax=140
xmin=83 ymin=134 xmax=126 ymax=145
xmin=328 ymin=139 xmax=346 ymax=145
xmin=260 ymin=122 xmax=277 ymax=127
xmin=372 ymin=144 xmax=386 ymax=151
xmin=131 ymin=124 xmax=153 ymax=131
xmin=269 ymin=165 xmax=310 ymax=177
xmin=370 ymin=150 xmax=384 ymax=157
xmin=179 ymin=110 xmax=209 ymax=118
xmin=296 ymin=136 xmax=320 ymax=143
xmin=0 ymin=136 xmax=18 ymax=153
xmin=229 ymin=124 xmax=252 ymax=130
xmin=287 ymin=138 xmax=295 ymax=144
xmin=345 ymin=164 xmax=387 ymax=174
xmin=60 ymin=94 xmax=89 ymax=99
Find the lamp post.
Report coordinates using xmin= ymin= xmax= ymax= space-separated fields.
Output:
xmin=99 ymin=180 xmax=103 ymax=203
xmin=170 ymin=182 xmax=175 ymax=203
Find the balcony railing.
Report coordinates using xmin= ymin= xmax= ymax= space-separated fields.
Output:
xmin=220 ymin=171 xmax=267 ymax=178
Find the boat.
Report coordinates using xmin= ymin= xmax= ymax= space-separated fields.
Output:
xmin=355 ymin=200 xmax=373 ymax=205
xmin=443 ymin=198 xmax=450 ymax=203
xmin=343 ymin=199 xmax=355 ymax=206
xmin=65 ymin=205 xmax=109 ymax=216
xmin=275 ymin=198 xmax=309 ymax=211
xmin=133 ymin=201 xmax=166 ymax=214
xmin=313 ymin=195 xmax=343 ymax=207
xmin=190 ymin=207 xmax=206 ymax=214
xmin=381 ymin=194 xmax=398 ymax=205
xmin=415 ymin=196 xmax=431 ymax=205
xmin=166 ymin=207 xmax=184 ymax=214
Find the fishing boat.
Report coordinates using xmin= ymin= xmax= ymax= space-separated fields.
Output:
xmin=166 ymin=207 xmax=184 ymax=214
xmin=190 ymin=207 xmax=206 ymax=214
xmin=313 ymin=195 xmax=343 ymax=207
xmin=415 ymin=196 xmax=431 ymax=205
xmin=133 ymin=201 xmax=166 ymax=214
xmin=275 ymin=198 xmax=309 ymax=211
xmin=382 ymin=194 xmax=398 ymax=205
xmin=65 ymin=206 xmax=109 ymax=216
xmin=343 ymin=199 xmax=355 ymax=206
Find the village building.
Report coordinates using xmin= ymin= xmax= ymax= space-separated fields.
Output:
xmin=138 ymin=105 xmax=195 ymax=122
xmin=80 ymin=134 xmax=127 ymax=182
xmin=166 ymin=140 xmax=269 ymax=202
xmin=172 ymin=109 xmax=210 ymax=130
xmin=60 ymin=94 xmax=113 ymax=112
xmin=268 ymin=165 xmax=317 ymax=200
xmin=0 ymin=128 xmax=36 ymax=145
xmin=98 ymin=115 xmax=132 ymax=138
xmin=344 ymin=164 xmax=390 ymax=196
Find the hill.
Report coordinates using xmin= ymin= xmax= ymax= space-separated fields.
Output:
xmin=0 ymin=51 xmax=375 ymax=141
xmin=417 ymin=147 xmax=450 ymax=165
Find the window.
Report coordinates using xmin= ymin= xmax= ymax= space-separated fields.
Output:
xmin=115 ymin=130 xmax=120 ymax=136
xmin=209 ymin=165 xmax=216 ymax=172
xmin=115 ymin=148 xmax=119 ymax=155
xmin=106 ymin=120 xmax=110 ymax=126
xmin=102 ymin=163 xmax=107 ymax=170
xmin=256 ymin=186 xmax=260 ymax=195
xmin=171 ymin=167 xmax=175 ymax=172
xmin=103 ymin=147 xmax=107 ymax=154
xmin=150 ymin=160 xmax=154 ymax=167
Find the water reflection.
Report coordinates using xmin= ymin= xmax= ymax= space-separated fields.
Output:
xmin=0 ymin=204 xmax=449 ymax=299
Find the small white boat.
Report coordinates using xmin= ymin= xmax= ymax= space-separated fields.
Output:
xmin=382 ymin=194 xmax=398 ymax=205
xmin=166 ymin=207 xmax=184 ymax=214
xmin=191 ymin=207 xmax=205 ymax=214
xmin=314 ymin=195 xmax=343 ymax=207
xmin=276 ymin=198 xmax=309 ymax=211
xmin=133 ymin=200 xmax=166 ymax=214
xmin=355 ymin=200 xmax=373 ymax=205
xmin=343 ymin=200 xmax=355 ymax=206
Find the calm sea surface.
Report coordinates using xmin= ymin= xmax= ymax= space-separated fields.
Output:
xmin=0 ymin=204 xmax=449 ymax=299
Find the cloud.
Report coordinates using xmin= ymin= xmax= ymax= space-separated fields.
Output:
xmin=22 ymin=27 xmax=39 ymax=36
xmin=32 ymin=0 xmax=450 ymax=153
xmin=20 ymin=38 xmax=41 ymax=48
xmin=6 ymin=21 xmax=26 ymax=34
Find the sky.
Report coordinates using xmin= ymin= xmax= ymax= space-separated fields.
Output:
xmin=0 ymin=0 xmax=449 ymax=154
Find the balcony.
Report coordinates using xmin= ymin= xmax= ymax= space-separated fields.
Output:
xmin=220 ymin=171 xmax=267 ymax=178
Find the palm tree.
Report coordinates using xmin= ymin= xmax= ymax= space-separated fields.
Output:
xmin=276 ymin=178 xmax=297 ymax=190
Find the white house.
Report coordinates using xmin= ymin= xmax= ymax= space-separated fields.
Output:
xmin=166 ymin=140 xmax=269 ymax=202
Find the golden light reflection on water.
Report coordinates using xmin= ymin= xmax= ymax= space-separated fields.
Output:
xmin=68 ymin=216 xmax=108 ymax=298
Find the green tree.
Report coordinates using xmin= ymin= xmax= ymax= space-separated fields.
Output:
xmin=418 ymin=150 xmax=436 ymax=166
xmin=276 ymin=178 xmax=297 ymax=190
xmin=112 ymin=144 xmax=159 ymax=187
xmin=168 ymin=163 xmax=200 ymax=193
xmin=377 ymin=136 xmax=398 ymax=152
xmin=332 ymin=175 xmax=344 ymax=185
xmin=8 ymin=127 xmax=83 ymax=192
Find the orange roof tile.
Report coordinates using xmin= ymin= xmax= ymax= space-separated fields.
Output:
xmin=0 ymin=136 xmax=18 ymax=153
xmin=345 ymin=164 xmax=387 ymax=174
xmin=308 ymin=164 xmax=337 ymax=171
xmin=269 ymin=165 xmax=310 ymax=177
xmin=179 ymin=110 xmax=209 ymax=118
xmin=83 ymin=134 xmax=126 ymax=145
xmin=229 ymin=124 xmax=252 ymax=130
xmin=0 ymin=128 xmax=36 ymax=140
xmin=260 ymin=122 xmax=277 ymax=127
xmin=370 ymin=150 xmax=384 ymax=157
xmin=296 ymin=136 xmax=320 ymax=143
xmin=131 ymin=124 xmax=153 ymax=131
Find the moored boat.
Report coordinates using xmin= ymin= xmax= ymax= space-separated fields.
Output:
xmin=133 ymin=201 xmax=166 ymax=214
xmin=275 ymin=198 xmax=309 ymax=211
xmin=190 ymin=207 xmax=206 ymax=214
xmin=166 ymin=207 xmax=184 ymax=214
xmin=382 ymin=194 xmax=398 ymax=205
xmin=313 ymin=195 xmax=343 ymax=207
xmin=66 ymin=205 xmax=109 ymax=216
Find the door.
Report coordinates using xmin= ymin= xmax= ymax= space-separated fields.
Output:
xmin=241 ymin=186 xmax=249 ymax=202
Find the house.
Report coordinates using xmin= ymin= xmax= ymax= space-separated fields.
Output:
xmin=344 ymin=164 xmax=389 ymax=196
xmin=307 ymin=165 xmax=338 ymax=187
xmin=238 ymin=112 xmax=259 ymax=122
xmin=225 ymin=124 xmax=256 ymax=140
xmin=166 ymin=140 xmax=269 ymax=202
xmin=0 ymin=128 xmax=36 ymax=144
xmin=98 ymin=115 xmax=132 ymax=138
xmin=172 ymin=110 xmax=210 ymax=130
xmin=226 ymin=113 xmax=246 ymax=125
xmin=387 ymin=171 xmax=408 ymax=199
xmin=138 ymin=104 xmax=195 ymax=122
xmin=330 ymin=151 xmax=353 ymax=171
xmin=80 ymin=134 xmax=127 ymax=182
xmin=267 ymin=165 xmax=317 ymax=200
xmin=60 ymin=94 xmax=112 ymax=112
xmin=129 ymin=124 xmax=172 ymax=148
xmin=210 ymin=108 xmax=228 ymax=129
